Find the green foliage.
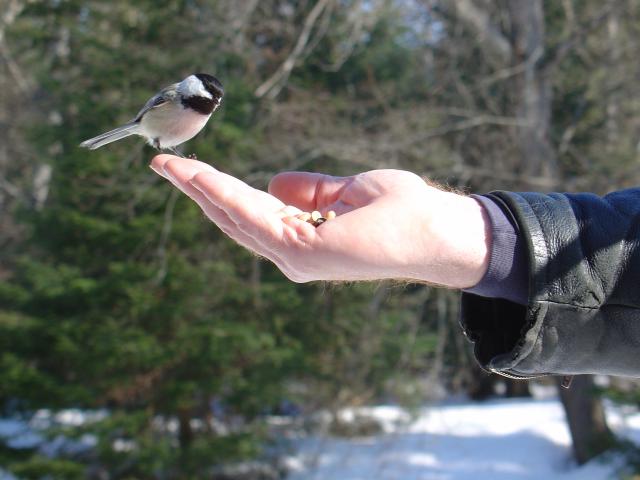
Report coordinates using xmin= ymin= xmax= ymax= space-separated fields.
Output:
xmin=84 ymin=410 xmax=261 ymax=477
xmin=8 ymin=457 xmax=85 ymax=480
xmin=0 ymin=1 xmax=443 ymax=476
xmin=12 ymin=0 xmax=640 ymax=475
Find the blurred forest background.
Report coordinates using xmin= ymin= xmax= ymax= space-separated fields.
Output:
xmin=1 ymin=0 xmax=640 ymax=478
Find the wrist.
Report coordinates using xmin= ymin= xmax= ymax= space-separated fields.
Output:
xmin=413 ymin=188 xmax=491 ymax=288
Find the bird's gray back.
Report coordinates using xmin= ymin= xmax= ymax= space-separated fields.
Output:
xmin=133 ymin=83 xmax=179 ymax=122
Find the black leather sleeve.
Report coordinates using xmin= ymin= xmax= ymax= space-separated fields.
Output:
xmin=460 ymin=188 xmax=640 ymax=378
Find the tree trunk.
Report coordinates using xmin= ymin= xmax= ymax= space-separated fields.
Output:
xmin=505 ymin=379 xmax=531 ymax=398
xmin=178 ymin=406 xmax=194 ymax=450
xmin=451 ymin=3 xmax=612 ymax=464
xmin=250 ymin=256 xmax=262 ymax=309
xmin=605 ymin=11 xmax=621 ymax=147
xmin=508 ymin=3 xmax=612 ymax=463
xmin=557 ymin=375 xmax=614 ymax=464
xmin=507 ymin=0 xmax=558 ymax=180
xmin=466 ymin=366 xmax=496 ymax=401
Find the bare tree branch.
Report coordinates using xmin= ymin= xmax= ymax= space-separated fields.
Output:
xmin=0 ymin=0 xmax=33 ymax=95
xmin=154 ymin=188 xmax=179 ymax=286
xmin=0 ymin=0 xmax=26 ymax=38
xmin=320 ymin=0 xmax=366 ymax=72
xmin=474 ymin=46 xmax=543 ymax=89
xmin=0 ymin=177 xmax=21 ymax=198
xmin=406 ymin=114 xmax=531 ymax=146
xmin=445 ymin=164 xmax=560 ymax=189
xmin=448 ymin=0 xmax=511 ymax=64
xmin=223 ymin=0 xmax=260 ymax=52
xmin=542 ymin=1 xmax=616 ymax=73
xmin=255 ymin=0 xmax=333 ymax=99
xmin=31 ymin=163 xmax=51 ymax=210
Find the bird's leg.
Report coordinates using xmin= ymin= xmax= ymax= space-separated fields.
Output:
xmin=168 ymin=146 xmax=197 ymax=159
xmin=153 ymin=139 xmax=186 ymax=158
xmin=167 ymin=146 xmax=186 ymax=158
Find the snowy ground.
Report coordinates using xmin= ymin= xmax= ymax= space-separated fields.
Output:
xmin=285 ymin=394 xmax=640 ymax=480
xmin=1 ymin=391 xmax=639 ymax=480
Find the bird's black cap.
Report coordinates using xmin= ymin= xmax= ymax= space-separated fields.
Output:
xmin=195 ymin=73 xmax=223 ymax=99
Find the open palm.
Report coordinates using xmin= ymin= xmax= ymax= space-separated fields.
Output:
xmin=151 ymin=155 xmax=489 ymax=287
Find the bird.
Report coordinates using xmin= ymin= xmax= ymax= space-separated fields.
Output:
xmin=80 ymin=73 xmax=223 ymax=157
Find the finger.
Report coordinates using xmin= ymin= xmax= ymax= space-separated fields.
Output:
xmin=160 ymin=159 xmax=265 ymax=245
xmin=161 ymin=157 xmax=216 ymax=188
xmin=163 ymin=157 xmax=287 ymax=215
xmin=150 ymin=157 xmax=286 ymax=264
xmin=151 ymin=154 xmax=217 ymax=179
xmin=190 ymin=171 xmax=313 ymax=250
xmin=154 ymin=157 xmax=220 ymax=213
xmin=156 ymin=155 xmax=283 ymax=207
xmin=150 ymin=154 xmax=180 ymax=179
xmin=268 ymin=172 xmax=350 ymax=211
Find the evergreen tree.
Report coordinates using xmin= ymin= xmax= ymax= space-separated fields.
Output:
xmin=0 ymin=1 xmax=440 ymax=475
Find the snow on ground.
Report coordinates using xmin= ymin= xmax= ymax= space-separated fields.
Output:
xmin=1 ymin=391 xmax=639 ymax=480
xmin=0 ymin=470 xmax=17 ymax=480
xmin=285 ymin=395 xmax=639 ymax=480
xmin=0 ymin=409 xmax=105 ymax=462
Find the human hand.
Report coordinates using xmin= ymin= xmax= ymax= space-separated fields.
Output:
xmin=150 ymin=155 xmax=490 ymax=287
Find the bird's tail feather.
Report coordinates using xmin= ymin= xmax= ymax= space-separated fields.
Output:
xmin=79 ymin=123 xmax=139 ymax=150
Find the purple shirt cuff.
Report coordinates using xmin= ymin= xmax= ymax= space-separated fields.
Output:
xmin=463 ymin=195 xmax=528 ymax=305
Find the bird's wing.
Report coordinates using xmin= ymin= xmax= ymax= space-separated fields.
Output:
xmin=133 ymin=84 xmax=179 ymax=122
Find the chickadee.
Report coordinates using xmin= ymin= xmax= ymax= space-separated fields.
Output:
xmin=80 ymin=73 xmax=223 ymax=157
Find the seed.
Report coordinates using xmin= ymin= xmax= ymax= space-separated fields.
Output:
xmin=297 ymin=212 xmax=311 ymax=222
xmin=311 ymin=210 xmax=322 ymax=221
xmin=326 ymin=210 xmax=336 ymax=220
xmin=313 ymin=217 xmax=327 ymax=227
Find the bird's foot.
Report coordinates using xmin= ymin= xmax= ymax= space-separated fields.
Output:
xmin=188 ymin=153 xmax=198 ymax=160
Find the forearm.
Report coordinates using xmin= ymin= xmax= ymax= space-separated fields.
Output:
xmin=411 ymin=186 xmax=491 ymax=289
xmin=461 ymin=188 xmax=640 ymax=378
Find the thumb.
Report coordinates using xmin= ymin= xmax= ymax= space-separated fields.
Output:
xmin=268 ymin=172 xmax=349 ymax=211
